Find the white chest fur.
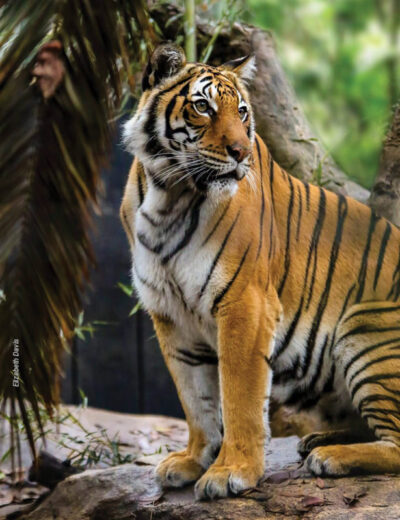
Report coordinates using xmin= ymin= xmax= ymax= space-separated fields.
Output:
xmin=131 ymin=181 xmax=228 ymax=345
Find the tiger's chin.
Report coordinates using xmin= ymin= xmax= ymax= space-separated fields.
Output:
xmin=192 ymin=168 xmax=244 ymax=198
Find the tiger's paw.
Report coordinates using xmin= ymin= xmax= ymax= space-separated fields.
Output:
xmin=298 ymin=432 xmax=329 ymax=458
xmin=306 ymin=446 xmax=351 ymax=476
xmin=156 ymin=451 xmax=205 ymax=488
xmin=194 ymin=462 xmax=262 ymax=500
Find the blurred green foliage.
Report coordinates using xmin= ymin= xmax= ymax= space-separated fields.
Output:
xmin=242 ymin=0 xmax=400 ymax=188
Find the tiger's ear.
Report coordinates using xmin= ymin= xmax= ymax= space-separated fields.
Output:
xmin=142 ymin=43 xmax=186 ymax=91
xmin=221 ymin=55 xmax=256 ymax=83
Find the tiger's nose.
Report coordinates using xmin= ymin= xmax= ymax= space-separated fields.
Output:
xmin=226 ymin=143 xmax=251 ymax=163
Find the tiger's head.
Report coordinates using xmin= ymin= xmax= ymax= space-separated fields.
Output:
xmin=123 ymin=43 xmax=256 ymax=193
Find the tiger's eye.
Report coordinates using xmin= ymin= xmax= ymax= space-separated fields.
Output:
xmin=239 ymin=106 xmax=248 ymax=120
xmin=194 ymin=100 xmax=209 ymax=113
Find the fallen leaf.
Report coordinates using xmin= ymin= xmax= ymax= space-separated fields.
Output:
xmin=264 ymin=471 xmax=291 ymax=484
xmin=240 ymin=487 xmax=273 ymax=501
xmin=301 ymin=495 xmax=325 ymax=508
xmin=343 ymin=486 xmax=368 ymax=506
xmin=290 ymin=467 xmax=307 ymax=479
xmin=296 ymin=495 xmax=325 ymax=511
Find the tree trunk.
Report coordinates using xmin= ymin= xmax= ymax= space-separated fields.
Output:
xmin=369 ymin=104 xmax=400 ymax=226
xmin=150 ymin=4 xmax=369 ymax=203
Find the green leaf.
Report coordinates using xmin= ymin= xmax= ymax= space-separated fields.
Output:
xmin=117 ymin=282 xmax=134 ymax=297
xmin=129 ymin=301 xmax=142 ymax=316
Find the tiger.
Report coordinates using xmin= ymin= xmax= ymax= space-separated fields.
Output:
xmin=120 ymin=43 xmax=400 ymax=500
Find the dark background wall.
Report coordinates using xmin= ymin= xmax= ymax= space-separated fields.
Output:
xmin=61 ymin=119 xmax=183 ymax=418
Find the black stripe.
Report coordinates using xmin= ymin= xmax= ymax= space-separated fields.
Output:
xmin=161 ymin=75 xmax=193 ymax=96
xmin=302 ymin=334 xmax=330 ymax=397
xmin=273 ymin=363 xmax=297 ymax=385
xmin=271 ymin=297 xmax=304 ymax=361
xmin=373 ymin=425 xmax=400 ymax=436
xmin=343 ymin=304 xmax=400 ymax=323
xmin=144 ymin=76 xmax=193 ymax=156
xmin=355 ymin=212 xmax=379 ymax=302
xmin=161 ymin=195 xmax=205 ymax=264
xmin=269 ymin=154 xmax=275 ymax=205
xmin=199 ymin=75 xmax=213 ymax=83
xmin=358 ymin=393 xmax=400 ymax=412
xmin=199 ymin=211 xmax=241 ymax=298
xmin=165 ymin=84 xmax=191 ymax=141
xmin=255 ymin=138 xmax=265 ymax=259
xmin=133 ymin=263 xmax=159 ymax=292
xmin=141 ymin=210 xmax=159 ymax=226
xmin=343 ymin=338 xmax=400 ymax=378
xmin=373 ymin=222 xmax=391 ymax=290
xmin=168 ymin=274 xmax=192 ymax=313
xmin=268 ymin=153 xmax=275 ymax=260
xmin=351 ymin=373 xmax=400 ymax=400
xmin=338 ymin=283 xmax=356 ymax=322
xmin=305 ymin=188 xmax=327 ymax=309
xmin=137 ymin=232 xmax=163 ymax=254
xmin=144 ymin=95 xmax=164 ymax=156
xmin=363 ymin=413 xmax=399 ymax=428
xmin=211 ymin=244 xmax=251 ymax=315
xmin=296 ymin=183 xmax=303 ymax=241
xmin=349 ymin=354 xmax=400 ymax=385
xmin=164 ymin=193 xmax=197 ymax=234
xmin=338 ymin=325 xmax=400 ymax=346
xmin=274 ymin=334 xmax=334 ymax=400
xmin=278 ymin=175 xmax=295 ymax=295
xmin=301 ymin=195 xmax=347 ymax=375
xmin=393 ymin=245 xmax=400 ymax=281
xmin=156 ymin=187 xmax=191 ymax=217
xmin=194 ymin=343 xmax=215 ymax=354
xmin=175 ymin=348 xmax=218 ymax=366
xmin=173 ymin=355 xmax=210 ymax=367
xmin=387 ymin=244 xmax=400 ymax=300
xmin=165 ymin=93 xmax=179 ymax=140
xmin=138 ymin=172 xmax=144 ymax=206
xmin=304 ymin=182 xmax=310 ymax=211
xmin=268 ymin=213 xmax=274 ymax=260
xmin=362 ymin=407 xmax=400 ymax=417
xmin=202 ymin=200 xmax=231 ymax=246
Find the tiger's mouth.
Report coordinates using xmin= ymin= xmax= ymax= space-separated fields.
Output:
xmin=192 ymin=167 xmax=244 ymax=191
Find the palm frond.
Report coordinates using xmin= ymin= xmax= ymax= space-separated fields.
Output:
xmin=0 ymin=0 xmax=157 ymax=470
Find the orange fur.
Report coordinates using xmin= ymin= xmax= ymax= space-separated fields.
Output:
xmin=120 ymin=46 xmax=400 ymax=498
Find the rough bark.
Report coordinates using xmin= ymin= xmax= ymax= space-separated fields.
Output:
xmin=369 ymin=104 xmax=400 ymax=225
xmin=150 ymin=4 xmax=370 ymax=203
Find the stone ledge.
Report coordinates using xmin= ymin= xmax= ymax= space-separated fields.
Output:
xmin=16 ymin=435 xmax=400 ymax=520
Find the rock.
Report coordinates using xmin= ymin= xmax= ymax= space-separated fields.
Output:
xmin=16 ymin=435 xmax=400 ymax=520
xmin=16 ymin=464 xmax=161 ymax=520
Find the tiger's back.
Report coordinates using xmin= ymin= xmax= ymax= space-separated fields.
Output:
xmin=270 ymin=167 xmax=400 ymax=412
xmin=121 ymin=44 xmax=400 ymax=499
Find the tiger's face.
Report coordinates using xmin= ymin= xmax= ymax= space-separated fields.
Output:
xmin=124 ymin=45 xmax=256 ymax=193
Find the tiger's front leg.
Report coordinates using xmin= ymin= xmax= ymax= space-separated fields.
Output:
xmin=195 ymin=288 xmax=279 ymax=500
xmin=152 ymin=315 xmax=222 ymax=488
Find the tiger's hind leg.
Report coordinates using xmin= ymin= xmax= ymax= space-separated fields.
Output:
xmin=306 ymin=301 xmax=400 ymax=476
xmin=298 ymin=428 xmax=375 ymax=458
